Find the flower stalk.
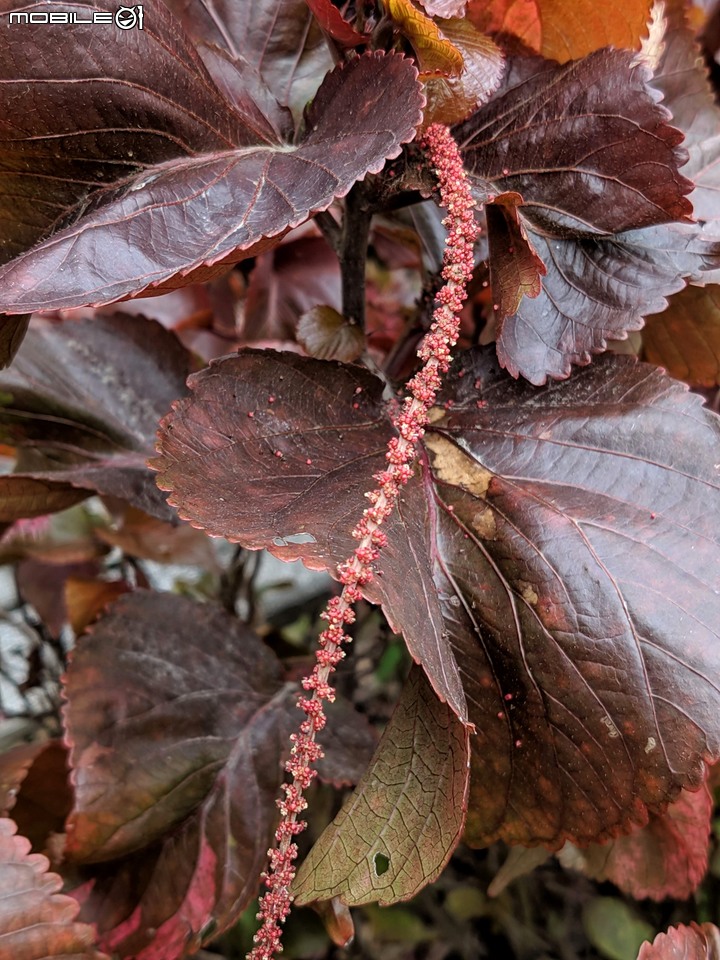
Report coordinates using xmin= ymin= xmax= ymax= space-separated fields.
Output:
xmin=248 ymin=123 xmax=479 ymax=960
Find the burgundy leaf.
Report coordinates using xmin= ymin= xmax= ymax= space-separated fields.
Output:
xmin=152 ymin=350 xmax=468 ymax=724
xmin=243 ymin=234 xmax=342 ymax=342
xmin=648 ymin=1 xmax=720 ymax=226
xmin=638 ymin=924 xmax=720 ymax=960
xmin=0 ymin=0 xmax=258 ymax=267
xmin=0 ymin=477 xmax=89 ymax=522
xmin=0 ymin=742 xmax=50 ymax=816
xmin=17 ymin=558 xmax=100 ymax=637
xmin=62 ymin=590 xmax=373 ymax=957
xmin=164 ymin=0 xmax=334 ymax=124
xmin=0 ymin=314 xmax=30 ymax=369
xmin=491 ymin=224 xmax=720 ymax=384
xmin=0 ymin=743 xmax=73 ymax=856
xmin=0 ymin=818 xmax=106 ymax=960
xmin=0 ymin=314 xmax=190 ymax=520
xmin=559 ymin=782 xmax=712 ymax=901
xmin=456 ymin=49 xmax=693 ymax=237
xmin=154 ymin=349 xmax=720 ymax=846
xmin=0 ymin=9 xmax=422 ymax=313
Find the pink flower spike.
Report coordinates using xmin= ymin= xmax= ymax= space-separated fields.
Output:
xmin=247 ymin=124 xmax=478 ymax=960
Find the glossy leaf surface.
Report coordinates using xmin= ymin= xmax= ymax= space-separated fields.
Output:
xmin=294 ymin=666 xmax=469 ymax=907
xmin=154 ymin=348 xmax=720 ymax=846
xmin=0 ymin=2 xmax=423 ymax=312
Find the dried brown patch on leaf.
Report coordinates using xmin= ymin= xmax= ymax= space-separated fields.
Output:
xmin=293 ymin=666 xmax=469 ymax=906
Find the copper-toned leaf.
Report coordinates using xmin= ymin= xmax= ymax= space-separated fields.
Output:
xmin=559 ymin=782 xmax=712 ymax=900
xmin=5 ymin=743 xmax=73 ymax=856
xmin=0 ymin=11 xmax=423 ymax=313
xmin=154 ymin=349 xmax=720 ymax=846
xmin=294 ymin=666 xmax=469 ymax=906
xmin=0 ymin=818 xmax=106 ymax=960
xmin=64 ymin=579 xmax=131 ymax=637
xmin=643 ymin=284 xmax=720 ymax=388
xmin=638 ymin=924 xmax=720 ymax=960
xmin=467 ymin=0 xmax=652 ymax=63
xmin=17 ymin=558 xmax=100 ymax=637
xmin=422 ymin=18 xmax=505 ymax=127
xmin=305 ymin=0 xmax=368 ymax=46
xmin=297 ymin=305 xmax=365 ymax=361
xmin=0 ymin=314 xmax=190 ymax=520
xmin=0 ymin=478 xmax=88 ymax=522
xmin=485 ymin=192 xmax=545 ymax=323
xmin=385 ymin=0 xmax=464 ymax=76
xmin=312 ymin=897 xmax=355 ymax=948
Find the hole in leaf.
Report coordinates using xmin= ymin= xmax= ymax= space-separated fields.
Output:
xmin=374 ymin=852 xmax=390 ymax=876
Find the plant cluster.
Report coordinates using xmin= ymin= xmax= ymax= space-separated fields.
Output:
xmin=0 ymin=1 xmax=720 ymax=959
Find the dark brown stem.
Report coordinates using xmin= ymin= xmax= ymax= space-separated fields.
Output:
xmin=314 ymin=210 xmax=342 ymax=254
xmin=340 ymin=182 xmax=372 ymax=328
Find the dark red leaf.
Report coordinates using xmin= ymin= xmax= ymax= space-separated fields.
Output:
xmin=638 ymin=924 xmax=720 ymax=960
xmin=0 ymin=818 xmax=106 ymax=960
xmin=648 ymin=1 xmax=720 ymax=227
xmin=305 ymin=0 xmax=368 ymax=46
xmin=0 ymin=3 xmax=423 ymax=313
xmin=559 ymin=782 xmax=712 ymax=900
xmin=17 ymin=558 xmax=100 ymax=637
xmin=152 ymin=350 xmax=468 ymax=724
xmin=0 ymin=315 xmax=30 ymax=369
xmin=0 ymin=314 xmax=190 ymax=520
xmin=4 ymin=743 xmax=73 ymax=856
xmin=457 ymin=49 xmax=692 ymax=237
xmin=62 ymin=591 xmax=373 ymax=957
xmin=243 ymin=234 xmax=342 ymax=342
xmin=0 ymin=742 xmax=50 ymax=816
xmin=454 ymin=48 xmax=707 ymax=382
xmin=164 ymin=0 xmax=334 ymax=125
xmin=154 ymin=349 xmax=720 ymax=846
xmin=490 ymin=224 xmax=720 ymax=384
